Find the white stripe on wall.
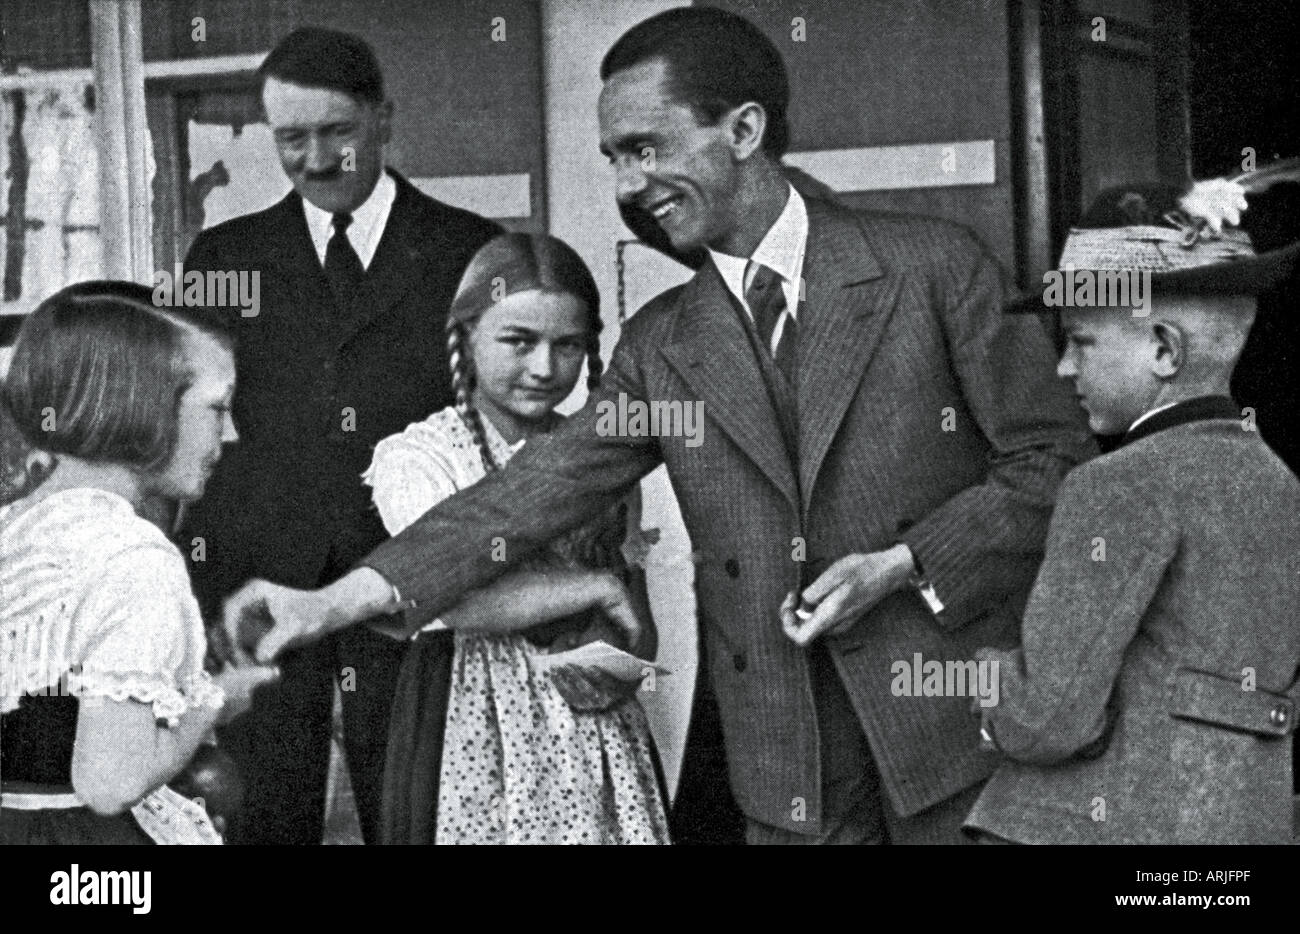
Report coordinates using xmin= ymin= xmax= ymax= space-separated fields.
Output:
xmin=785 ymin=140 xmax=996 ymax=192
xmin=409 ymin=173 xmax=532 ymax=219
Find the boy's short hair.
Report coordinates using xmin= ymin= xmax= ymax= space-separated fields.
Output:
xmin=600 ymin=6 xmax=791 ymax=158
xmin=2 ymin=281 xmax=233 ymax=473
xmin=1152 ymin=294 xmax=1258 ymax=377
xmin=257 ymin=27 xmax=385 ymax=106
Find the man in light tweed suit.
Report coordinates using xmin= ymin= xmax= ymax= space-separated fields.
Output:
xmin=228 ymin=8 xmax=1095 ymax=843
xmin=965 ymin=181 xmax=1300 ymax=844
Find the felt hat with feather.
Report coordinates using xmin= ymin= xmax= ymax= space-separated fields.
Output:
xmin=1011 ymin=160 xmax=1300 ymax=312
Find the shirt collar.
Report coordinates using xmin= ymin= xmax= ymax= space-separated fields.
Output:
xmin=708 ymin=185 xmax=808 ymax=315
xmin=301 ymin=170 xmax=398 ymax=270
xmin=479 ymin=408 xmax=529 ymax=458
xmin=1121 ymin=395 xmax=1241 ymax=447
xmin=1127 ymin=400 xmax=1180 ymax=434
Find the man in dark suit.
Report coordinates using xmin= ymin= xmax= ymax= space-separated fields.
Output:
xmin=229 ymin=8 xmax=1094 ymax=844
xmin=181 ymin=27 xmax=499 ymax=844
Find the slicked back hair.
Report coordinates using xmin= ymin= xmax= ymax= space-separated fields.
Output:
xmin=257 ymin=27 xmax=385 ymax=106
xmin=600 ymin=6 xmax=790 ymax=158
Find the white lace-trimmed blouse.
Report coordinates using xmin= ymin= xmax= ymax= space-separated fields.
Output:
xmin=0 ymin=488 xmax=224 ymax=725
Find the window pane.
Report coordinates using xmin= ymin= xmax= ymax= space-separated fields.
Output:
xmin=1 ymin=0 xmax=92 ymax=71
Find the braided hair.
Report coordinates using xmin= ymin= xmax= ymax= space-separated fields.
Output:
xmin=446 ymin=233 xmax=604 ymax=474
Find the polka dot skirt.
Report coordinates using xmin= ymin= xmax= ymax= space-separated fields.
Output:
xmin=435 ymin=633 xmax=670 ymax=844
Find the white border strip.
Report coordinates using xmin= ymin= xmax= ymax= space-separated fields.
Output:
xmin=143 ymin=52 xmax=266 ymax=80
xmin=410 ymin=174 xmax=532 ymax=219
xmin=0 ymin=53 xmax=268 ymax=90
xmin=785 ymin=140 xmax=996 ymax=192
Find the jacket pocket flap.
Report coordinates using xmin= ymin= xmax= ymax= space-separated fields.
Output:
xmin=1170 ymin=667 xmax=1296 ymax=738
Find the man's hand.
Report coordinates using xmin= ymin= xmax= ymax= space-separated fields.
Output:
xmin=586 ymin=574 xmax=643 ymax=654
xmin=781 ymin=544 xmax=916 ymax=648
xmin=224 ymin=568 xmax=403 ymax=662
xmin=223 ymin=579 xmax=332 ymax=663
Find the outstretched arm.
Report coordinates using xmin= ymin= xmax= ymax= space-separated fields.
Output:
xmin=363 ymin=566 xmax=643 ymax=651
xmin=227 ymin=313 xmax=666 ymax=661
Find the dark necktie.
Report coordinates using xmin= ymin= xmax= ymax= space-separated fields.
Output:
xmin=324 ymin=212 xmax=364 ymax=309
xmin=745 ymin=260 xmax=797 ymax=383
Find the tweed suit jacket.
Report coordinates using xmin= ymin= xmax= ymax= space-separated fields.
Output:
xmin=180 ymin=170 xmax=501 ymax=612
xmin=363 ymin=200 xmax=1096 ymax=833
xmin=965 ymin=405 xmax=1300 ymax=844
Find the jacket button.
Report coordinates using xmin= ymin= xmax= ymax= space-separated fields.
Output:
xmin=725 ymin=559 xmax=740 ymax=578
xmin=1270 ymin=705 xmax=1290 ymax=726
xmin=733 ymin=654 xmax=746 ymax=673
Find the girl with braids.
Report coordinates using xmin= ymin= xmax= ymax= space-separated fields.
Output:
xmin=364 ymin=233 xmax=669 ymax=844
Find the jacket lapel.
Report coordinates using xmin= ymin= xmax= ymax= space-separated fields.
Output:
xmin=335 ymin=171 xmax=438 ymax=348
xmin=796 ymin=203 xmax=894 ymax=509
xmin=264 ymin=193 xmax=336 ymax=331
xmin=660 ymin=262 xmax=799 ymax=509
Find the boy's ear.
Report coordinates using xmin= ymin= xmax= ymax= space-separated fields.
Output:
xmin=1150 ymin=319 xmax=1185 ymax=378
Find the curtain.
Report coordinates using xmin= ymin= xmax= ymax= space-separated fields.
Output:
xmin=1 ymin=83 xmax=102 ymax=315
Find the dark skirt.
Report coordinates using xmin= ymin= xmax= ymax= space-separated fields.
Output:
xmin=0 ymin=806 xmax=153 ymax=845
xmin=378 ymin=630 xmax=455 ymax=845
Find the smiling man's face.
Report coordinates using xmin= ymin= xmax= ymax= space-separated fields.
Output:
xmin=262 ymin=76 xmax=390 ymax=215
xmin=598 ymin=59 xmax=747 ymax=255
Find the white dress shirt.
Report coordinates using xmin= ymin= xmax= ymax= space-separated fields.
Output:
xmin=708 ymin=185 xmax=808 ymax=355
xmin=302 ymin=170 xmax=397 ymax=271
xmin=711 ymin=186 xmax=946 ymax=617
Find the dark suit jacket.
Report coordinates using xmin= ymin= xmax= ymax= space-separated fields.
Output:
xmin=966 ymin=408 xmax=1300 ymax=844
xmin=361 ymin=201 xmax=1096 ymax=833
xmin=181 ymin=171 xmax=501 ymax=610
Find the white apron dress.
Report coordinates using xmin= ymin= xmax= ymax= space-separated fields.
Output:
xmin=365 ymin=407 xmax=669 ymax=844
